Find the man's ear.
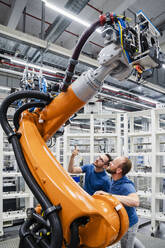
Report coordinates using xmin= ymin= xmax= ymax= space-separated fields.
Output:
xmin=116 ymin=167 xmax=122 ymax=174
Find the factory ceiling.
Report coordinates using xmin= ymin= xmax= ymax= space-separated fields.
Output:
xmin=0 ymin=0 xmax=165 ymax=112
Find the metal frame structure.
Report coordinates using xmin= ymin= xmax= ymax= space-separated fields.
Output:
xmin=124 ymin=109 xmax=165 ymax=235
xmin=0 ymin=126 xmax=33 ymax=236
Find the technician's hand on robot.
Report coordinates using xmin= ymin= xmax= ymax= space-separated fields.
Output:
xmin=94 ymin=190 xmax=109 ymax=195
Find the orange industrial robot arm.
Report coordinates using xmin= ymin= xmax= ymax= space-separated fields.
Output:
xmin=0 ymin=11 xmax=160 ymax=248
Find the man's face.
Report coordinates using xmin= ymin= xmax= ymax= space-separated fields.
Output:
xmin=107 ymin=157 xmax=122 ymax=175
xmin=94 ymin=154 xmax=109 ymax=169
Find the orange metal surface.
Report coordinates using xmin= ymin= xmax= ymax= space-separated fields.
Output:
xmin=39 ymin=86 xmax=85 ymax=141
xmin=18 ymin=87 xmax=129 ymax=247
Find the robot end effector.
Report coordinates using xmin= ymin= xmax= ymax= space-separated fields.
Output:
xmin=96 ymin=10 xmax=161 ymax=82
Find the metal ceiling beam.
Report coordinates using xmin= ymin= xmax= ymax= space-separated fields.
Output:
xmin=0 ymin=24 xmax=98 ymax=67
xmin=6 ymin=0 xmax=28 ymax=29
xmin=32 ymin=0 xmax=90 ymax=63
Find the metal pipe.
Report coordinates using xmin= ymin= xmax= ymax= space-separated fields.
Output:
xmin=23 ymin=7 xmax=26 ymax=33
xmin=0 ymin=0 xmax=11 ymax=8
xmin=87 ymin=3 xmax=103 ymax=14
xmin=41 ymin=1 xmax=45 ymax=40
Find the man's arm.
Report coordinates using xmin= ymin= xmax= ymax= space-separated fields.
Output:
xmin=68 ymin=147 xmax=82 ymax=174
xmin=94 ymin=191 xmax=139 ymax=207
xmin=112 ymin=193 xmax=139 ymax=207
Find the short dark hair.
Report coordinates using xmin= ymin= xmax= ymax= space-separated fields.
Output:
xmin=120 ymin=157 xmax=132 ymax=176
xmin=104 ymin=154 xmax=112 ymax=165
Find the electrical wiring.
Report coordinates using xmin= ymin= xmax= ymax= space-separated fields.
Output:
xmin=117 ymin=19 xmax=131 ymax=63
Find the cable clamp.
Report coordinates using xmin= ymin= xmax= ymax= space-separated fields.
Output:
xmin=69 ymin=58 xmax=78 ymax=66
xmin=66 ymin=70 xmax=74 ymax=78
xmin=44 ymin=204 xmax=62 ymax=218
xmin=8 ymin=132 xmax=21 ymax=143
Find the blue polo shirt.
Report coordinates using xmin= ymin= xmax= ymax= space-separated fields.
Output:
xmin=110 ymin=176 xmax=138 ymax=227
xmin=82 ymin=164 xmax=111 ymax=195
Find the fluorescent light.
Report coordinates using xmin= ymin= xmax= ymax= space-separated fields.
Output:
xmin=102 ymin=85 xmax=120 ymax=92
xmin=0 ymin=86 xmax=10 ymax=91
xmin=0 ymin=53 xmax=63 ymax=75
xmin=134 ymin=123 xmax=143 ymax=127
xmin=162 ymin=64 xmax=165 ymax=69
xmin=42 ymin=0 xmax=90 ymax=28
xmin=138 ymin=85 xmax=142 ymax=91
xmin=10 ymin=58 xmax=58 ymax=74
xmin=103 ymin=106 xmax=125 ymax=113
xmin=42 ymin=0 xmax=102 ymax=34
xmin=143 ymin=115 xmax=151 ymax=119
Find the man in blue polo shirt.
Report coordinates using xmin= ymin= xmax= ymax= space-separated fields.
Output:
xmin=68 ymin=146 xmax=112 ymax=195
xmin=95 ymin=157 xmax=139 ymax=248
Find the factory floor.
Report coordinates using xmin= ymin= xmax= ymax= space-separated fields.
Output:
xmin=0 ymin=222 xmax=165 ymax=248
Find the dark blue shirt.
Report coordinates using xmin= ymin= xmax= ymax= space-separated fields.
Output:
xmin=82 ymin=164 xmax=111 ymax=195
xmin=110 ymin=176 xmax=138 ymax=227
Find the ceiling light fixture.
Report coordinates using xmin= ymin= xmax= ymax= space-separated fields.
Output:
xmin=41 ymin=0 xmax=102 ymax=33
xmin=42 ymin=0 xmax=91 ymax=27
xmin=10 ymin=58 xmax=58 ymax=74
xmin=103 ymin=106 xmax=125 ymax=113
xmin=0 ymin=54 xmax=64 ymax=75
xmin=138 ymin=85 xmax=142 ymax=91
xmin=0 ymin=86 xmax=11 ymax=91
xmin=102 ymin=85 xmax=120 ymax=92
xmin=162 ymin=64 xmax=165 ymax=69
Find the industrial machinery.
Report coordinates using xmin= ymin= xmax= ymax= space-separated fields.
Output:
xmin=0 ymin=11 xmax=160 ymax=248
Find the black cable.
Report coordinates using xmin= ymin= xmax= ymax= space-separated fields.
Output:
xmin=62 ymin=20 xmax=101 ymax=91
xmin=68 ymin=221 xmax=80 ymax=248
xmin=0 ymin=90 xmax=51 ymax=136
xmin=68 ymin=217 xmax=89 ymax=248
xmin=19 ymin=219 xmax=40 ymax=248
